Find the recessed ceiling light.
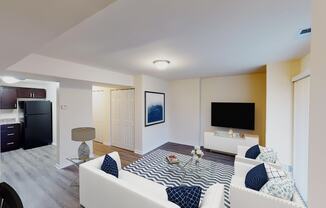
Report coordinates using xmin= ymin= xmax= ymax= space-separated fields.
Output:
xmin=153 ymin=60 xmax=170 ymax=70
xmin=1 ymin=76 xmax=22 ymax=84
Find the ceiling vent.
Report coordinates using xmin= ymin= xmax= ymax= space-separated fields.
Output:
xmin=300 ymin=28 xmax=311 ymax=35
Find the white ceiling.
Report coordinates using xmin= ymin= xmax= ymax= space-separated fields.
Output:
xmin=37 ymin=0 xmax=311 ymax=80
xmin=0 ymin=0 xmax=114 ymax=71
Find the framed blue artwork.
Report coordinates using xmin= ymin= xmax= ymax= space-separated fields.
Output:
xmin=145 ymin=91 xmax=165 ymax=127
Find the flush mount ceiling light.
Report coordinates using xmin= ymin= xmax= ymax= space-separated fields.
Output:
xmin=1 ymin=76 xmax=22 ymax=84
xmin=153 ymin=60 xmax=170 ymax=70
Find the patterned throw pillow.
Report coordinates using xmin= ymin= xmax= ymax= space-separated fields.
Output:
xmin=166 ymin=186 xmax=202 ymax=208
xmin=245 ymin=145 xmax=261 ymax=159
xmin=245 ymin=163 xmax=269 ymax=191
xmin=257 ymin=149 xmax=278 ymax=163
xmin=264 ymin=164 xmax=287 ymax=180
xmin=259 ymin=146 xmax=274 ymax=153
xmin=101 ymin=154 xmax=119 ymax=178
xmin=260 ymin=178 xmax=295 ymax=201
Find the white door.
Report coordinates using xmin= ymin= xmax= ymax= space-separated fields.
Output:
xmin=92 ymin=86 xmax=110 ymax=144
xmin=293 ymin=77 xmax=310 ymax=203
xmin=111 ymin=89 xmax=135 ymax=151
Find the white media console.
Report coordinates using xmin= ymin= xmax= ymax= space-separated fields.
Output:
xmin=204 ymin=131 xmax=259 ymax=155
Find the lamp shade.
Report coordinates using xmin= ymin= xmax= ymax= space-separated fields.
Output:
xmin=71 ymin=127 xmax=95 ymax=142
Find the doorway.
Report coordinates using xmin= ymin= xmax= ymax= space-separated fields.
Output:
xmin=92 ymin=86 xmax=135 ymax=152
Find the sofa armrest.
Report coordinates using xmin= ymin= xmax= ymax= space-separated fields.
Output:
xmin=237 ymin=145 xmax=250 ymax=157
xmin=234 ymin=159 xmax=257 ymax=177
xmin=80 ymin=163 xmax=179 ymax=208
xmin=235 ymin=155 xmax=282 ymax=170
xmin=230 ymin=183 xmax=305 ymax=208
xmin=200 ymin=184 xmax=225 ymax=208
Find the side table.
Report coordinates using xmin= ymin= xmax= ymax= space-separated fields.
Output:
xmin=67 ymin=157 xmax=95 ymax=187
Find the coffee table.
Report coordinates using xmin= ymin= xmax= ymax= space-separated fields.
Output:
xmin=164 ymin=156 xmax=210 ymax=181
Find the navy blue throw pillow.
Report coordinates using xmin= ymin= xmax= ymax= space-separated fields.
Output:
xmin=245 ymin=144 xmax=261 ymax=159
xmin=101 ymin=154 xmax=119 ymax=178
xmin=245 ymin=163 xmax=268 ymax=191
xmin=166 ymin=186 xmax=202 ymax=208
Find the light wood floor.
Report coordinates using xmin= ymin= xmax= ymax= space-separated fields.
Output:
xmin=0 ymin=142 xmax=234 ymax=208
xmin=0 ymin=145 xmax=79 ymax=208
xmin=93 ymin=141 xmax=141 ymax=167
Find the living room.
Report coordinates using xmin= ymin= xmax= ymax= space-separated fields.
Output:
xmin=1 ymin=0 xmax=325 ymax=208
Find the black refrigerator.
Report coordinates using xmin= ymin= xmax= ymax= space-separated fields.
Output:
xmin=19 ymin=101 xmax=53 ymax=149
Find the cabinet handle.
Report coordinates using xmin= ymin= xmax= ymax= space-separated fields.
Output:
xmin=7 ymin=126 xmax=14 ymax=129
xmin=7 ymin=133 xmax=15 ymax=136
xmin=7 ymin=142 xmax=14 ymax=145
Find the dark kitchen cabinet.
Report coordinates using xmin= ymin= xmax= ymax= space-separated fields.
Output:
xmin=0 ymin=123 xmax=21 ymax=152
xmin=17 ymin=88 xmax=46 ymax=99
xmin=0 ymin=87 xmax=17 ymax=109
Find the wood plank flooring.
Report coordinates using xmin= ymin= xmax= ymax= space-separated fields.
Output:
xmin=0 ymin=145 xmax=79 ymax=208
xmin=0 ymin=142 xmax=234 ymax=208
xmin=93 ymin=141 xmax=141 ymax=167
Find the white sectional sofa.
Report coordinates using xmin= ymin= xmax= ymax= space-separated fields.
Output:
xmin=230 ymin=160 xmax=306 ymax=208
xmin=79 ymin=152 xmax=225 ymax=208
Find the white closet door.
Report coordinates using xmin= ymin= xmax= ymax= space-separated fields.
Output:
xmin=293 ymin=77 xmax=310 ymax=202
xmin=111 ymin=89 xmax=135 ymax=151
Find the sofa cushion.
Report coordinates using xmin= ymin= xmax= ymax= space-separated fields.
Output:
xmin=101 ymin=154 xmax=119 ymax=178
xmin=166 ymin=186 xmax=202 ymax=208
xmin=245 ymin=145 xmax=261 ymax=159
xmin=119 ymin=170 xmax=168 ymax=201
xmin=245 ymin=163 xmax=268 ymax=191
xmin=260 ymin=178 xmax=295 ymax=201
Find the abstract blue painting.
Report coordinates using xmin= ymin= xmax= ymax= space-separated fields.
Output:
xmin=145 ymin=91 xmax=165 ymax=127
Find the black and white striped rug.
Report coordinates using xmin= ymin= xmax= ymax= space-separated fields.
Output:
xmin=124 ymin=149 xmax=234 ymax=208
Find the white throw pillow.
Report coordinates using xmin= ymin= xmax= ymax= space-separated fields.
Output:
xmin=260 ymin=178 xmax=295 ymax=201
xmin=264 ymin=164 xmax=287 ymax=180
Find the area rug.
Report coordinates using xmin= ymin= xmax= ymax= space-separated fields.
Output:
xmin=124 ymin=149 xmax=234 ymax=208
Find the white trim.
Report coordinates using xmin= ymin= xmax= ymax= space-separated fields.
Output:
xmin=292 ymin=70 xmax=311 ymax=82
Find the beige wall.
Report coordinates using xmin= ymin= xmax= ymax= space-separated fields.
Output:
xmin=134 ymin=75 xmax=170 ymax=154
xmin=308 ymin=0 xmax=326 ymax=206
xmin=300 ymin=54 xmax=311 ymax=73
xmin=201 ymin=73 xmax=267 ymax=145
xmin=169 ymin=79 xmax=201 ymax=146
xmin=266 ymin=60 xmax=300 ymax=165
xmin=57 ymin=80 xmax=93 ymax=168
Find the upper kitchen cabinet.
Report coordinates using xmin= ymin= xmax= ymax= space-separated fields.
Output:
xmin=17 ymin=88 xmax=46 ymax=99
xmin=0 ymin=87 xmax=18 ymax=109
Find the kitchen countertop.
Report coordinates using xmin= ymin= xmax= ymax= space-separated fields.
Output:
xmin=0 ymin=119 xmax=20 ymax=125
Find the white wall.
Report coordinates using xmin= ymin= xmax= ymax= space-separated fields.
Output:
xmin=7 ymin=54 xmax=134 ymax=87
xmin=134 ymin=75 xmax=169 ymax=154
xmin=92 ymin=86 xmax=111 ymax=145
xmin=0 ymin=79 xmax=59 ymax=145
xmin=308 ymin=0 xmax=326 ymax=206
xmin=169 ymin=79 xmax=201 ymax=146
xmin=57 ymin=80 xmax=93 ymax=168
xmin=266 ymin=60 xmax=300 ymax=165
xmin=201 ymin=73 xmax=266 ymax=145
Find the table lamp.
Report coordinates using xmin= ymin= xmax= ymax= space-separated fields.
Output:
xmin=71 ymin=127 xmax=95 ymax=160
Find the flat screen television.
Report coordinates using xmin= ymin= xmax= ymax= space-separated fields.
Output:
xmin=211 ymin=102 xmax=255 ymax=130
